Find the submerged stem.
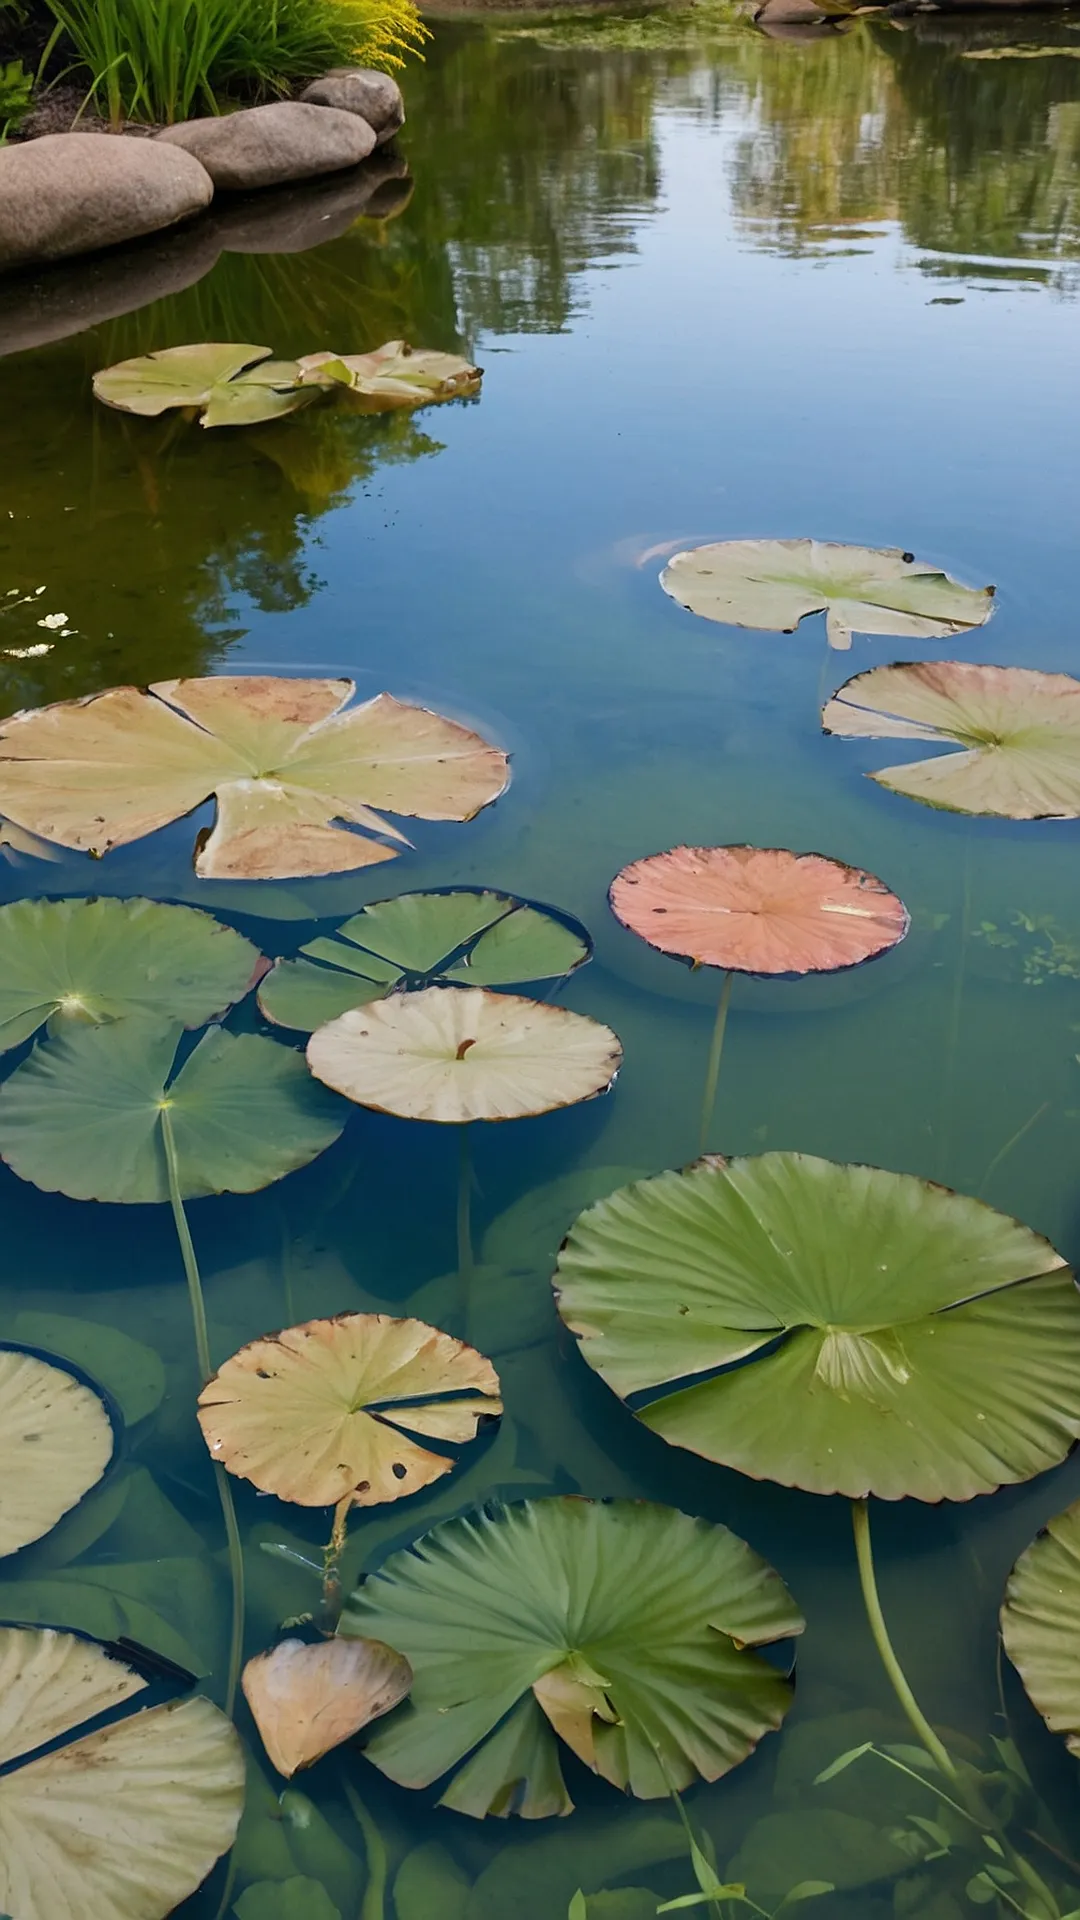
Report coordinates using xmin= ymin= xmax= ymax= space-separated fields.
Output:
xmin=851 ymin=1500 xmax=957 ymax=1781
xmin=161 ymin=1107 xmax=245 ymax=1721
xmin=698 ymin=970 xmax=733 ymax=1157
xmin=321 ymin=1494 xmax=353 ymax=1630
xmin=343 ymin=1776 xmax=389 ymax=1920
xmin=457 ymin=1122 xmax=473 ymax=1307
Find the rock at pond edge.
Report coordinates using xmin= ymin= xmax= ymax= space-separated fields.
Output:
xmin=0 ymin=133 xmax=214 ymax=274
xmin=299 ymin=69 xmax=405 ymax=146
xmin=156 ymin=102 xmax=377 ymax=193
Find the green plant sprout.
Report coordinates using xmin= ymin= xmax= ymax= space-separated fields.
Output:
xmin=973 ymin=913 xmax=1080 ymax=986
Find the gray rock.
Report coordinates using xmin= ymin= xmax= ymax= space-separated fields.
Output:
xmin=755 ymin=0 xmax=829 ymax=21
xmin=300 ymin=68 xmax=405 ymax=146
xmin=156 ymin=101 xmax=376 ymax=193
xmin=0 ymin=133 xmax=214 ymax=275
xmin=0 ymin=221 xmax=222 ymax=357
xmin=206 ymin=152 xmax=411 ymax=254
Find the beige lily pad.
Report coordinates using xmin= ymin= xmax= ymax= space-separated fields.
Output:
xmin=0 ymin=1348 xmax=114 ymax=1556
xmin=298 ymin=342 xmax=482 ymax=410
xmin=198 ymin=1312 xmax=502 ymax=1508
xmin=242 ymin=1636 xmax=412 ymax=1777
xmin=307 ymin=984 xmax=622 ymax=1124
xmin=92 ymin=344 xmax=312 ymax=430
xmin=0 ymin=1627 xmax=244 ymax=1920
xmin=822 ymin=660 xmax=1080 ymax=818
xmin=660 ymin=539 xmax=994 ymax=651
xmin=0 ymin=675 xmax=509 ymax=879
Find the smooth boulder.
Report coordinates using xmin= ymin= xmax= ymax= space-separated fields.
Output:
xmin=157 ymin=102 xmax=376 ymax=193
xmin=0 ymin=133 xmax=213 ymax=274
xmin=300 ymin=68 xmax=405 ymax=146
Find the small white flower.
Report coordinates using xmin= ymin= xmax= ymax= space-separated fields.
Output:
xmin=37 ymin=612 xmax=69 ymax=630
xmin=2 ymin=643 xmax=53 ymax=659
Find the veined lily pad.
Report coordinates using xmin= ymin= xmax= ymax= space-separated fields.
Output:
xmin=298 ymin=342 xmax=482 ymax=410
xmin=0 ymin=1348 xmax=114 ymax=1555
xmin=1001 ymin=1499 xmax=1080 ymax=1753
xmin=0 ymin=896 xmax=262 ymax=1053
xmin=822 ymin=660 xmax=1080 ymax=819
xmin=0 ymin=1626 xmax=244 ymax=1920
xmin=341 ymin=1496 xmax=803 ymax=1816
xmin=609 ymin=846 xmax=908 ymax=975
xmin=197 ymin=1313 xmax=501 ymax=1507
xmin=554 ymin=1152 xmax=1080 ymax=1501
xmin=0 ymin=1019 xmax=346 ymax=1204
xmin=259 ymin=888 xmax=590 ymax=1033
xmin=659 ymin=540 xmax=994 ymax=651
xmin=92 ymin=344 xmax=313 ymax=430
xmin=307 ymin=985 xmax=622 ymax=1124
xmin=241 ymin=1636 xmax=412 ymax=1777
xmin=0 ymin=676 xmax=509 ymax=880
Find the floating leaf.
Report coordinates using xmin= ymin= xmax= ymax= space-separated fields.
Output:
xmin=0 ymin=1348 xmax=114 ymax=1556
xmin=197 ymin=1313 xmax=501 ymax=1507
xmin=554 ymin=1152 xmax=1080 ymax=1501
xmin=0 ymin=1019 xmax=346 ymax=1204
xmin=297 ymin=342 xmax=481 ymax=410
xmin=3 ymin=1313 xmax=165 ymax=1427
xmin=822 ymin=660 xmax=1080 ymax=818
xmin=307 ymin=985 xmax=621 ymax=1124
xmin=1001 ymin=1498 xmax=1080 ymax=1753
xmin=659 ymin=540 xmax=993 ymax=651
xmin=241 ymin=1636 xmax=411 ymax=1777
xmin=0 ymin=676 xmax=508 ymax=879
xmin=259 ymin=888 xmax=590 ymax=1033
xmin=233 ymin=1880 xmax=342 ymax=1920
xmin=393 ymin=1842 xmax=470 ymax=1920
xmin=0 ymin=897 xmax=261 ymax=1053
xmin=0 ymin=1626 xmax=244 ymax=1920
xmin=610 ymin=846 xmax=908 ymax=975
xmin=728 ymin=1810 xmax=907 ymax=1902
xmin=92 ymin=344 xmax=312 ymax=430
xmin=341 ymin=1496 xmax=803 ymax=1817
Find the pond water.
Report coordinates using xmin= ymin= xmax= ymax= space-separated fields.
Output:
xmin=2 ymin=7 xmax=1080 ymax=1916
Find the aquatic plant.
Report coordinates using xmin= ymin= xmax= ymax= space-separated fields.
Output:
xmin=609 ymin=847 xmax=908 ymax=1150
xmin=241 ymin=1636 xmax=411 ymax=1779
xmin=659 ymin=539 xmax=994 ymax=652
xmin=0 ymin=1346 xmax=114 ymax=1553
xmin=1002 ymin=1499 xmax=1080 ymax=1756
xmin=259 ymin=887 xmax=591 ymax=1033
xmin=340 ymin=1496 xmax=804 ymax=1816
xmin=823 ymin=659 xmax=1080 ymax=817
xmin=0 ymin=674 xmax=509 ymax=879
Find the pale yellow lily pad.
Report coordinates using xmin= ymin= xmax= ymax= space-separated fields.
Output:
xmin=0 ymin=1348 xmax=114 ymax=1557
xmin=298 ymin=341 xmax=482 ymax=410
xmin=242 ymin=1636 xmax=412 ymax=1777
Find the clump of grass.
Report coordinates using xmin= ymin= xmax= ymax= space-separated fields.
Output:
xmin=43 ymin=0 xmax=428 ymax=126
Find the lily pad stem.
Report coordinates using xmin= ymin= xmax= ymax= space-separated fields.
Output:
xmin=160 ymin=1105 xmax=245 ymax=1722
xmin=698 ymin=970 xmax=733 ymax=1157
xmin=321 ymin=1493 xmax=353 ymax=1629
xmin=457 ymin=1122 xmax=473 ymax=1297
xmin=851 ymin=1500 xmax=956 ymax=1781
xmin=343 ymin=1775 xmax=388 ymax=1920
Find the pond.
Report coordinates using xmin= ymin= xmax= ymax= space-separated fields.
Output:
xmin=1 ymin=6 xmax=1080 ymax=1916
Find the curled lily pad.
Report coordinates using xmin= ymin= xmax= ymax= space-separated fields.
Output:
xmin=659 ymin=540 xmax=994 ymax=651
xmin=197 ymin=1313 xmax=501 ymax=1508
xmin=823 ymin=660 xmax=1080 ymax=819
xmin=0 ymin=1348 xmax=114 ymax=1556
xmin=259 ymin=888 xmax=591 ymax=1032
xmin=242 ymin=1636 xmax=412 ymax=1778
xmin=609 ymin=846 xmax=908 ymax=976
xmin=0 ymin=896 xmax=262 ymax=1053
xmin=92 ymin=343 xmax=312 ymax=430
xmin=341 ymin=1496 xmax=803 ymax=1816
xmin=0 ymin=1626 xmax=244 ymax=1920
xmin=0 ymin=676 xmax=509 ymax=879
xmin=554 ymin=1152 xmax=1080 ymax=1501
xmin=298 ymin=342 xmax=482 ymax=409
xmin=307 ymin=984 xmax=622 ymax=1124
xmin=1001 ymin=1499 xmax=1080 ymax=1753
xmin=0 ymin=1019 xmax=346 ymax=1204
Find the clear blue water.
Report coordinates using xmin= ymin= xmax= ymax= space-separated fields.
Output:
xmin=1 ymin=9 xmax=1080 ymax=1914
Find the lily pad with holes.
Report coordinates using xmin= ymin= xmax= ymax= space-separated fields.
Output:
xmin=297 ymin=342 xmax=481 ymax=409
xmin=0 ymin=1018 xmax=346 ymax=1204
xmin=197 ymin=1312 xmax=501 ymax=1507
xmin=259 ymin=888 xmax=590 ymax=1032
xmin=554 ymin=1152 xmax=1080 ymax=1501
xmin=0 ymin=1348 xmax=114 ymax=1556
xmin=242 ymin=1636 xmax=412 ymax=1777
xmin=659 ymin=540 xmax=994 ymax=652
xmin=1001 ymin=1498 xmax=1080 ymax=1753
xmin=0 ymin=675 xmax=509 ymax=880
xmin=0 ymin=1626 xmax=244 ymax=1920
xmin=0 ymin=896 xmax=262 ymax=1054
xmin=307 ymin=985 xmax=622 ymax=1124
xmin=822 ymin=660 xmax=1080 ymax=819
xmin=609 ymin=846 xmax=908 ymax=976
xmin=342 ymin=1496 xmax=803 ymax=1816
xmin=92 ymin=344 xmax=313 ymax=429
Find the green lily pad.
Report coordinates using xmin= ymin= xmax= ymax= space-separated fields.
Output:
xmin=92 ymin=343 xmax=313 ymax=430
xmin=258 ymin=888 xmax=590 ymax=1033
xmin=728 ymin=1809 xmax=908 ymax=1902
xmin=0 ymin=1347 xmax=114 ymax=1556
xmin=233 ymin=1878 xmax=341 ymax=1920
xmin=1001 ymin=1497 xmax=1080 ymax=1753
xmin=660 ymin=540 xmax=993 ymax=652
xmin=341 ymin=1496 xmax=803 ymax=1817
xmin=0 ymin=896 xmax=262 ymax=1054
xmin=554 ymin=1152 xmax=1080 ymax=1501
xmin=0 ymin=1019 xmax=347 ymax=1204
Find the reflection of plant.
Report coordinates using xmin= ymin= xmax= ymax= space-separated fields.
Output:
xmin=974 ymin=912 xmax=1080 ymax=986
